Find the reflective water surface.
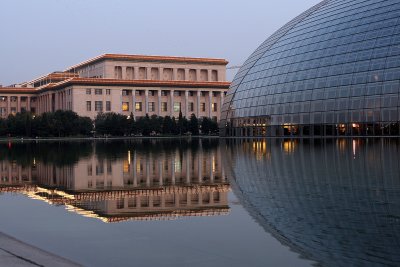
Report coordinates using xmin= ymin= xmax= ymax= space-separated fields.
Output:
xmin=0 ymin=138 xmax=399 ymax=266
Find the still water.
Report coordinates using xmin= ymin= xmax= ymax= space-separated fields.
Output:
xmin=0 ymin=138 xmax=398 ymax=267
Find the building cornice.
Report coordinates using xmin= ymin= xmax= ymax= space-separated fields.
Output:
xmin=44 ymin=78 xmax=231 ymax=92
xmin=65 ymin=53 xmax=229 ymax=71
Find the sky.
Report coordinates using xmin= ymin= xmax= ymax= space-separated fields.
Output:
xmin=0 ymin=0 xmax=321 ymax=86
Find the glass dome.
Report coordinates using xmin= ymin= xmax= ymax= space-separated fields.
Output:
xmin=221 ymin=0 xmax=400 ymax=136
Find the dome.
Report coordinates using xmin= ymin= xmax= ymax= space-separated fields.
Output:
xmin=221 ymin=0 xmax=400 ymax=136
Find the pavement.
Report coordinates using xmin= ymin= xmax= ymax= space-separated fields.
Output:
xmin=0 ymin=232 xmax=81 ymax=267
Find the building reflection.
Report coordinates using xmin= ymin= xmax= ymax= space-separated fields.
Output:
xmin=0 ymin=140 xmax=229 ymax=222
xmin=223 ymin=138 xmax=400 ymax=267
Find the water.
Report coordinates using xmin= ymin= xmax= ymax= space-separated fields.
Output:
xmin=0 ymin=138 xmax=398 ymax=267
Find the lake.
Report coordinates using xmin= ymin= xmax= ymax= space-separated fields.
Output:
xmin=0 ymin=138 xmax=398 ymax=266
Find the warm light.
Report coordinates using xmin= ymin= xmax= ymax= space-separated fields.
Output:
xmin=352 ymin=123 xmax=359 ymax=128
xmin=128 ymin=150 xmax=131 ymax=165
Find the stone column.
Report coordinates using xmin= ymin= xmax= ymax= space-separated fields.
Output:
xmin=196 ymin=69 xmax=201 ymax=81
xmin=16 ymin=97 xmax=20 ymax=113
xmin=186 ymin=152 xmax=190 ymax=184
xmin=6 ymin=96 xmax=10 ymax=116
xmin=122 ymin=67 xmax=127 ymax=80
xmin=220 ymin=91 xmax=224 ymax=121
xmin=197 ymin=91 xmax=201 ymax=118
xmin=208 ymin=70 xmax=212 ymax=82
xmin=146 ymin=68 xmax=151 ymax=80
xmin=27 ymin=97 xmax=31 ymax=113
xmin=145 ymin=90 xmax=149 ymax=114
xmin=171 ymin=158 xmax=175 ymax=185
xmin=157 ymin=90 xmax=161 ymax=116
xmin=159 ymin=67 xmax=163 ymax=81
xmin=170 ymin=90 xmax=174 ymax=117
xmin=133 ymin=67 xmax=139 ymax=79
xmin=172 ymin=68 xmax=177 ymax=80
xmin=184 ymin=69 xmax=189 ymax=81
xmin=158 ymin=160 xmax=163 ymax=186
xmin=208 ymin=91 xmax=212 ymax=118
xmin=132 ymin=89 xmax=136 ymax=118
xmin=184 ymin=90 xmax=189 ymax=118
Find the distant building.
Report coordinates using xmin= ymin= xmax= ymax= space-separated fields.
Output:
xmin=1 ymin=54 xmax=230 ymax=120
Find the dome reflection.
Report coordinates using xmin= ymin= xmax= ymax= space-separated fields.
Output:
xmin=224 ymin=138 xmax=400 ymax=267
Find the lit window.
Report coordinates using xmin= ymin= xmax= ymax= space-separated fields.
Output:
xmin=86 ymin=101 xmax=91 ymax=111
xmin=135 ymin=102 xmax=142 ymax=111
xmin=212 ymin=103 xmax=217 ymax=112
xmin=122 ymin=102 xmax=129 ymax=111
xmin=161 ymin=102 xmax=168 ymax=112
xmin=173 ymin=102 xmax=181 ymax=112
xmin=86 ymin=88 xmax=91 ymax=95
xmin=106 ymin=101 xmax=111 ymax=111
xmin=95 ymin=89 xmax=103 ymax=95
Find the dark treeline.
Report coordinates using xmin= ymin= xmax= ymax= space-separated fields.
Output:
xmin=0 ymin=111 xmax=218 ymax=137
xmin=0 ymin=111 xmax=92 ymax=137
xmin=94 ymin=112 xmax=218 ymax=136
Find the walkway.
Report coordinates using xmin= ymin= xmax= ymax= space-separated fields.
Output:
xmin=0 ymin=232 xmax=81 ymax=267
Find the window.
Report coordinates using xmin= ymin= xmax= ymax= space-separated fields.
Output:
xmin=173 ymin=102 xmax=181 ymax=112
xmin=86 ymin=88 xmax=91 ymax=95
xmin=86 ymin=101 xmax=91 ymax=111
xmin=122 ymin=90 xmax=129 ymax=96
xmin=95 ymin=89 xmax=103 ymax=95
xmin=95 ymin=101 xmax=103 ymax=112
xmin=189 ymin=102 xmax=194 ymax=112
xmin=200 ymin=103 xmax=206 ymax=112
xmin=189 ymin=91 xmax=194 ymax=96
xmin=174 ymin=91 xmax=181 ymax=96
xmin=0 ymin=97 xmax=6 ymax=102
xmin=150 ymin=91 xmax=156 ymax=96
xmin=212 ymin=103 xmax=217 ymax=112
xmin=149 ymin=102 xmax=155 ymax=112
xmin=106 ymin=101 xmax=111 ymax=111
xmin=10 ymin=96 xmax=17 ymax=102
xmin=161 ymin=91 xmax=168 ymax=96
xmin=135 ymin=102 xmax=142 ymax=111
xmin=161 ymin=102 xmax=168 ymax=112
xmin=106 ymin=89 xmax=111 ymax=95
xmin=135 ymin=91 xmax=141 ymax=96
xmin=122 ymin=102 xmax=129 ymax=111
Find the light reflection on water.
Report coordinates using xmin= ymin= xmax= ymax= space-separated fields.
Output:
xmin=0 ymin=138 xmax=398 ymax=266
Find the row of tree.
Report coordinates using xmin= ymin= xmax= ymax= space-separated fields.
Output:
xmin=94 ymin=112 xmax=219 ymax=136
xmin=0 ymin=111 xmax=219 ymax=137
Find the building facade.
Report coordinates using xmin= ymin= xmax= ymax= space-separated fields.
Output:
xmin=1 ymin=54 xmax=229 ymax=121
xmin=221 ymin=0 xmax=400 ymax=136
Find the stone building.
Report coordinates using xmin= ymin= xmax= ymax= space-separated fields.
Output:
xmin=1 ymin=54 xmax=230 ymax=120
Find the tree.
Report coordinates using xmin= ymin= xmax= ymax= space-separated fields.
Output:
xmin=162 ymin=116 xmax=174 ymax=134
xmin=188 ymin=113 xmax=199 ymax=135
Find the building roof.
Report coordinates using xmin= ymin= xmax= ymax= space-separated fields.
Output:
xmin=0 ymin=87 xmax=37 ymax=94
xmin=65 ymin=53 xmax=229 ymax=71
xmin=45 ymin=77 xmax=231 ymax=91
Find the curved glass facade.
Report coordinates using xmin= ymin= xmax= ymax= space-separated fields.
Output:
xmin=221 ymin=0 xmax=400 ymax=136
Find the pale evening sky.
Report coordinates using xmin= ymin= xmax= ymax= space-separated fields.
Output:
xmin=0 ymin=0 xmax=321 ymax=86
